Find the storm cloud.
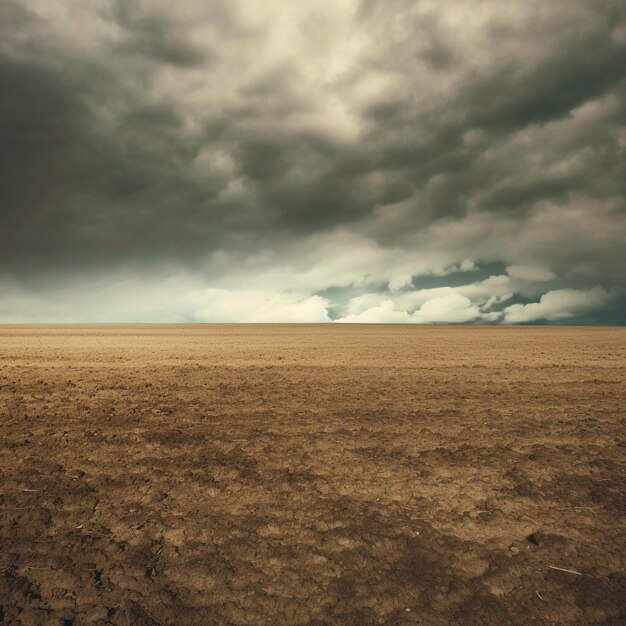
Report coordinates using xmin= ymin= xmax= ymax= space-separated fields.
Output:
xmin=1 ymin=0 xmax=625 ymax=323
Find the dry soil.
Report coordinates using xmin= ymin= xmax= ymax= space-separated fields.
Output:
xmin=0 ymin=325 xmax=624 ymax=625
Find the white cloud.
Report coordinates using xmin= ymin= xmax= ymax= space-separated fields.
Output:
xmin=344 ymin=292 xmax=387 ymax=315
xmin=503 ymin=287 xmax=611 ymax=323
xmin=412 ymin=293 xmax=482 ymax=323
xmin=0 ymin=275 xmax=330 ymax=323
xmin=393 ymin=286 xmax=458 ymax=312
xmin=337 ymin=299 xmax=411 ymax=323
xmin=186 ymin=289 xmax=330 ymax=322
xmin=390 ymin=275 xmax=511 ymax=313
xmin=483 ymin=293 xmax=513 ymax=310
xmin=338 ymin=292 xmax=484 ymax=324
xmin=388 ymin=274 xmax=413 ymax=293
xmin=206 ymin=229 xmax=473 ymax=295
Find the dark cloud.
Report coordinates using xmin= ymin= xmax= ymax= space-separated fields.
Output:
xmin=0 ymin=55 xmax=79 ymax=214
xmin=109 ymin=0 xmax=211 ymax=68
xmin=0 ymin=0 xmax=624 ymax=322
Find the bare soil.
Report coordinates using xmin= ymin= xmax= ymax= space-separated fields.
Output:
xmin=0 ymin=324 xmax=624 ymax=625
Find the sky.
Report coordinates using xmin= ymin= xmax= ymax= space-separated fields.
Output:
xmin=1 ymin=0 xmax=625 ymax=323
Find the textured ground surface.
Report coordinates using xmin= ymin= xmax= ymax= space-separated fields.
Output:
xmin=0 ymin=324 xmax=624 ymax=625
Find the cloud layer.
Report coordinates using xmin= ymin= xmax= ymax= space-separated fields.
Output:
xmin=1 ymin=0 xmax=625 ymax=323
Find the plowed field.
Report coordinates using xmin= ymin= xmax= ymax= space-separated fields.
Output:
xmin=0 ymin=325 xmax=624 ymax=625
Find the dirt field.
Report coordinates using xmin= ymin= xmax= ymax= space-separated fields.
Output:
xmin=0 ymin=325 xmax=624 ymax=625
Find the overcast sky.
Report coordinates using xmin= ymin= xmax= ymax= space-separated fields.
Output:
xmin=1 ymin=0 xmax=625 ymax=323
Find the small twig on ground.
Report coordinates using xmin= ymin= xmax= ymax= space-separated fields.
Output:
xmin=77 ymin=527 xmax=108 ymax=537
xmin=548 ymin=565 xmax=583 ymax=576
xmin=535 ymin=590 xmax=544 ymax=600
xmin=20 ymin=488 xmax=40 ymax=492
xmin=132 ymin=520 xmax=148 ymax=530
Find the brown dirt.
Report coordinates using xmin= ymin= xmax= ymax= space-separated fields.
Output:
xmin=0 ymin=324 xmax=624 ymax=625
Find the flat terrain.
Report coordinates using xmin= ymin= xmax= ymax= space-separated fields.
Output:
xmin=0 ymin=325 xmax=624 ymax=625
